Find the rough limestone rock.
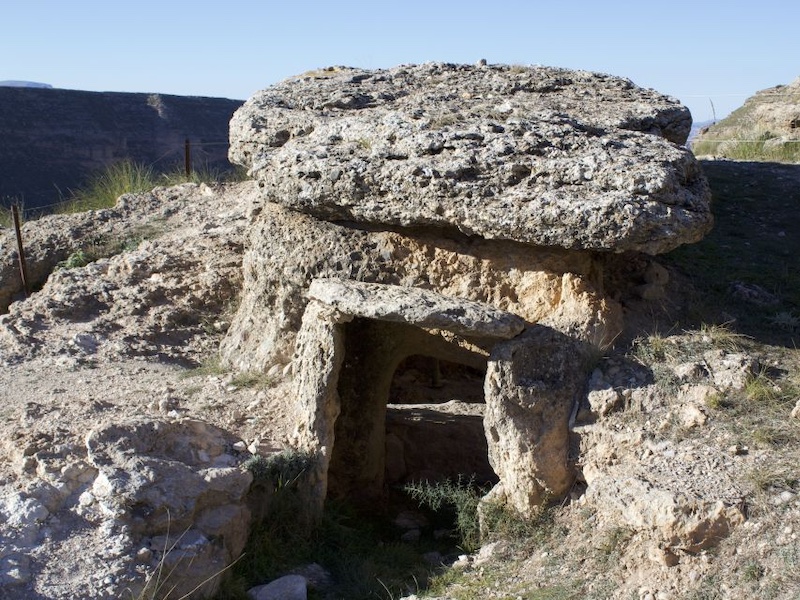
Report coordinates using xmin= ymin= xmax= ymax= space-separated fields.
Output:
xmin=484 ymin=326 xmax=589 ymax=515
xmin=84 ymin=418 xmax=253 ymax=599
xmin=307 ymin=278 xmax=526 ymax=339
xmin=230 ymin=62 xmax=711 ymax=254
xmin=585 ymin=474 xmax=745 ymax=553
xmin=247 ymin=574 xmax=308 ymax=600
xmin=220 ymin=202 xmax=621 ymax=371
xmin=1 ymin=182 xmax=252 ymax=366
xmin=290 ymin=280 xmax=524 ymax=515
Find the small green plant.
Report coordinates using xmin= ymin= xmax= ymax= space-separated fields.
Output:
xmin=699 ymin=322 xmax=748 ymax=352
xmin=745 ymin=370 xmax=781 ymax=403
xmin=181 ymin=356 xmax=227 ymax=378
xmin=631 ymin=331 xmax=673 ymax=364
xmin=693 ymin=131 xmax=800 ymax=163
xmin=242 ymin=449 xmax=314 ymax=489
xmin=220 ymin=499 xmax=434 ymax=600
xmin=704 ymin=391 xmax=727 ymax=410
xmin=230 ymin=371 xmax=273 ymax=390
xmin=479 ymin=497 xmax=559 ymax=552
xmin=55 ymin=230 xmax=153 ymax=271
xmin=594 ymin=527 xmax=633 ymax=566
xmin=57 ymin=249 xmax=92 ymax=269
xmin=741 ymin=560 xmax=765 ymax=583
xmin=769 ymin=311 xmax=800 ymax=331
xmin=403 ymin=475 xmax=486 ymax=552
xmin=0 ymin=204 xmax=15 ymax=228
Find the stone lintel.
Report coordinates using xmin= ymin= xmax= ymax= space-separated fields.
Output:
xmin=307 ymin=278 xmax=525 ymax=340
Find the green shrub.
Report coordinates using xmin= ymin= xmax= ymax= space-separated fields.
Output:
xmin=403 ymin=475 xmax=487 ymax=552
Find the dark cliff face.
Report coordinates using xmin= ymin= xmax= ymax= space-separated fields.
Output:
xmin=0 ymin=87 xmax=243 ymax=210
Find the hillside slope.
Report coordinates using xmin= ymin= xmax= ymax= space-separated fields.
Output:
xmin=692 ymin=77 xmax=800 ymax=162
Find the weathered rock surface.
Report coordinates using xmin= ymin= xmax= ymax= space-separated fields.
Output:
xmin=230 ymin=62 xmax=711 ymax=254
xmin=247 ymin=574 xmax=307 ymax=600
xmin=484 ymin=326 xmax=589 ymax=515
xmin=0 ymin=416 xmax=253 ymax=600
xmin=307 ymin=278 xmax=526 ymax=339
xmin=0 ymin=87 xmax=242 ymax=210
xmin=85 ymin=418 xmax=253 ymax=599
xmin=0 ymin=182 xmax=254 ymax=365
xmin=220 ymin=202 xmax=622 ymax=371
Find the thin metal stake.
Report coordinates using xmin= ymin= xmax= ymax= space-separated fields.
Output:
xmin=11 ymin=205 xmax=30 ymax=296
xmin=184 ymin=138 xmax=192 ymax=178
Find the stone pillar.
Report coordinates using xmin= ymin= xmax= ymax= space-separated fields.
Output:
xmin=484 ymin=326 xmax=588 ymax=516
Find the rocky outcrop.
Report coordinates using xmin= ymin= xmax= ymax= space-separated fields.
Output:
xmin=0 ymin=182 xmax=254 ymax=365
xmin=231 ymin=62 xmax=711 ymax=254
xmin=484 ymin=326 xmax=590 ymax=515
xmin=0 ymin=417 xmax=253 ymax=599
xmin=85 ymin=418 xmax=253 ymax=599
xmin=0 ymin=87 xmax=242 ymax=210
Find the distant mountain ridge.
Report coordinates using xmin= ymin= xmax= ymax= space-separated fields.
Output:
xmin=0 ymin=86 xmax=243 ymax=210
xmin=0 ymin=80 xmax=53 ymax=88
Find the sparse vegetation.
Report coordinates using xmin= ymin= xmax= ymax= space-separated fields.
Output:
xmin=55 ymin=159 xmax=242 ymax=216
xmin=242 ymin=450 xmax=314 ymax=488
xmin=693 ymin=131 xmax=800 ymax=163
xmin=58 ymin=160 xmax=159 ymax=213
xmin=403 ymin=476 xmax=486 ymax=552
xmin=217 ymin=499 xmax=435 ymax=600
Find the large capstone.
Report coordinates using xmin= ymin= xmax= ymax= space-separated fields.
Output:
xmin=230 ymin=62 xmax=711 ymax=255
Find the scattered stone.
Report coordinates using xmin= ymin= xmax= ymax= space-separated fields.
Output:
xmin=583 ymin=474 xmax=744 ymax=553
xmin=728 ymin=281 xmax=780 ymax=306
xmin=248 ymin=574 xmax=307 ymax=600
xmin=82 ymin=417 xmax=253 ymax=599
xmin=290 ymin=563 xmax=333 ymax=591
xmin=791 ymin=399 xmax=800 ymax=419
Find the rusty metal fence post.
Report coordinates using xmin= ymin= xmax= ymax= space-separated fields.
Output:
xmin=11 ymin=205 xmax=30 ymax=296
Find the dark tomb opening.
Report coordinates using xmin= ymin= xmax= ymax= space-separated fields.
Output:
xmin=326 ymin=317 xmax=497 ymax=508
xmin=385 ymin=355 xmax=496 ymax=488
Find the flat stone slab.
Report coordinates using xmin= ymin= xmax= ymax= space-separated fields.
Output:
xmin=307 ymin=278 xmax=525 ymax=339
xmin=230 ymin=62 xmax=712 ymax=254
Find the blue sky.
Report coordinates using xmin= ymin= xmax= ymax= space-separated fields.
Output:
xmin=3 ymin=0 xmax=798 ymax=124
